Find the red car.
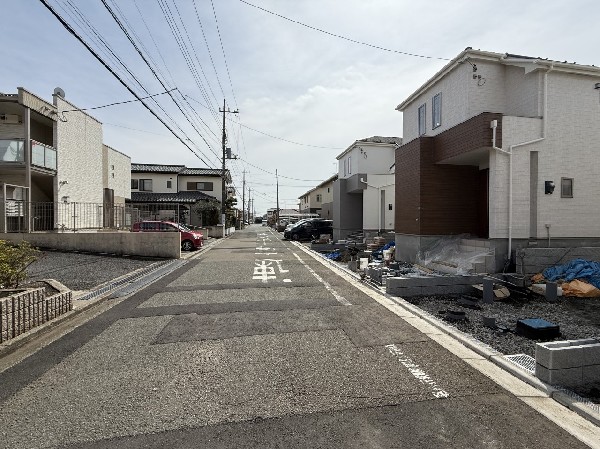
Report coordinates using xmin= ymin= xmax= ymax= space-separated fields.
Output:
xmin=131 ymin=221 xmax=203 ymax=251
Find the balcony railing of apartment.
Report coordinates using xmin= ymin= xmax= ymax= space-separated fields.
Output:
xmin=0 ymin=139 xmax=56 ymax=170
xmin=31 ymin=140 xmax=57 ymax=170
xmin=0 ymin=201 xmax=205 ymax=233
xmin=0 ymin=139 xmax=24 ymax=162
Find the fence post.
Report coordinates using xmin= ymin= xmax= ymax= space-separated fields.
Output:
xmin=0 ymin=301 xmax=4 ymax=343
xmin=12 ymin=297 xmax=16 ymax=339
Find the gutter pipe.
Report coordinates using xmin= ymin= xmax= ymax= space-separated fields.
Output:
xmin=491 ymin=63 xmax=553 ymax=261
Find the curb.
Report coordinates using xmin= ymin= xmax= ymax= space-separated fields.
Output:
xmin=301 ymin=245 xmax=600 ymax=428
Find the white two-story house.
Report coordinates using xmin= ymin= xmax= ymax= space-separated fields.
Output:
xmin=299 ymin=174 xmax=337 ymax=219
xmin=394 ymin=48 xmax=600 ymax=268
xmin=333 ymin=136 xmax=401 ymax=241
xmin=129 ymin=163 xmax=230 ymax=226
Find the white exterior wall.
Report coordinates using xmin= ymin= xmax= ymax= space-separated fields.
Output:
xmin=402 ymin=63 xmax=471 ymax=143
xmin=489 ymin=70 xmax=600 ymax=239
xmin=338 ymin=143 xmax=396 ymax=178
xmin=54 ymin=97 xmax=103 ymax=204
xmin=131 ymin=173 xmax=175 ymax=194
xmin=489 ymin=116 xmax=543 ymax=239
xmin=103 ymin=146 xmax=130 ymax=203
xmin=362 ymin=174 xmax=395 ymax=231
xmin=179 ymin=175 xmax=220 ymax=201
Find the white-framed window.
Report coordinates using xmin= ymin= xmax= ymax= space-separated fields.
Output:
xmin=131 ymin=179 xmax=138 ymax=190
xmin=348 ymin=156 xmax=352 ymax=174
xmin=561 ymin=178 xmax=573 ymax=198
xmin=167 ymin=180 xmax=172 ymax=189
xmin=316 ymin=194 xmax=322 ymax=202
xmin=418 ymin=103 xmax=426 ymax=136
xmin=432 ymin=93 xmax=442 ymax=129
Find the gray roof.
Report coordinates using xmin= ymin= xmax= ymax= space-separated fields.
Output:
xmin=129 ymin=191 xmax=217 ymax=204
xmin=179 ymin=168 xmax=223 ymax=176
xmin=131 ymin=163 xmax=185 ymax=173
xmin=358 ymin=136 xmax=403 ymax=145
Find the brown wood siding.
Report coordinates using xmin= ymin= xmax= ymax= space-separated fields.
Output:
xmin=395 ymin=138 xmax=425 ymax=234
xmin=395 ymin=112 xmax=500 ymax=236
xmin=433 ymin=112 xmax=503 ymax=163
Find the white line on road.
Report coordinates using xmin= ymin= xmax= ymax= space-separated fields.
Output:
xmin=292 ymin=252 xmax=351 ymax=306
xmin=386 ymin=344 xmax=449 ymax=399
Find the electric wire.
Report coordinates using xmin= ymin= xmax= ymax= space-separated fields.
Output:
xmin=61 ymin=88 xmax=176 ymax=112
xmin=238 ymin=0 xmax=451 ymax=61
xmin=238 ymin=158 xmax=325 ymax=182
xmin=38 ymin=0 xmax=213 ymax=167
xmin=101 ymin=0 xmax=221 ymax=165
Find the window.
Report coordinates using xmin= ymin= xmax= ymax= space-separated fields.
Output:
xmin=316 ymin=194 xmax=322 ymax=202
xmin=167 ymin=180 xmax=172 ymax=189
xmin=187 ymin=181 xmax=214 ymax=191
xmin=561 ymin=178 xmax=573 ymax=198
xmin=348 ymin=156 xmax=352 ymax=174
xmin=418 ymin=103 xmax=426 ymax=136
xmin=139 ymin=179 xmax=152 ymax=191
xmin=432 ymin=93 xmax=442 ymax=129
xmin=131 ymin=179 xmax=138 ymax=190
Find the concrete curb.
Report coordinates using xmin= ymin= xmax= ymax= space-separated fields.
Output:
xmin=300 ymin=244 xmax=600 ymax=428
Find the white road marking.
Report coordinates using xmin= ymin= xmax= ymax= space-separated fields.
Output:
xmin=292 ymin=252 xmax=351 ymax=306
xmin=386 ymin=344 xmax=449 ymax=399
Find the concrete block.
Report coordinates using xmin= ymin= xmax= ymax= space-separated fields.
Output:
xmin=582 ymin=343 xmax=600 ymax=366
xmin=535 ymin=364 xmax=583 ymax=387
xmin=582 ymin=365 xmax=600 ymax=387
xmin=424 ymin=285 xmax=472 ymax=295
xmin=386 ymin=286 xmax=423 ymax=297
xmin=535 ymin=345 xmax=584 ymax=370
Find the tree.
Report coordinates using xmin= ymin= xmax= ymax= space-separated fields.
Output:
xmin=192 ymin=199 xmax=220 ymax=226
xmin=224 ymin=197 xmax=238 ymax=228
xmin=0 ymin=240 xmax=41 ymax=289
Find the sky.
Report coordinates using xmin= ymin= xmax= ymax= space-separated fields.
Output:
xmin=1 ymin=0 xmax=598 ymax=216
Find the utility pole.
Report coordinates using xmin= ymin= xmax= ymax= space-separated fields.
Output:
xmin=247 ymin=188 xmax=251 ymax=224
xmin=242 ymin=170 xmax=246 ymax=228
xmin=219 ymin=99 xmax=238 ymax=225
xmin=276 ymin=169 xmax=280 ymax=226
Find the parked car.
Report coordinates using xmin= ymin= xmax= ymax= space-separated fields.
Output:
xmin=283 ymin=219 xmax=333 ymax=241
xmin=131 ymin=221 xmax=203 ymax=251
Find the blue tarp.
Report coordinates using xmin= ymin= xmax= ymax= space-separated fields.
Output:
xmin=542 ymin=258 xmax=600 ymax=289
xmin=372 ymin=241 xmax=395 ymax=256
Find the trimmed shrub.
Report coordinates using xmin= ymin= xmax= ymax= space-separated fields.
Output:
xmin=0 ymin=240 xmax=41 ymax=288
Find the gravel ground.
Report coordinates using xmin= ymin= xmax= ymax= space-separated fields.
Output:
xmin=402 ymin=290 xmax=600 ymax=402
xmin=404 ymin=292 xmax=600 ymax=357
xmin=24 ymin=250 xmax=162 ymax=291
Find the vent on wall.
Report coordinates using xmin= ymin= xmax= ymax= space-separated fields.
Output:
xmin=0 ymin=114 xmax=22 ymax=124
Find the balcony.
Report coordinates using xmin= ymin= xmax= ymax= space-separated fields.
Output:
xmin=0 ymin=139 xmax=24 ymax=162
xmin=0 ymin=139 xmax=56 ymax=171
xmin=31 ymin=140 xmax=57 ymax=171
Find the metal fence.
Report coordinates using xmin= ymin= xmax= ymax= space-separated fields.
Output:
xmin=1 ymin=201 xmax=206 ymax=233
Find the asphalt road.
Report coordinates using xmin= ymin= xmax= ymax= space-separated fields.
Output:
xmin=0 ymin=226 xmax=595 ymax=448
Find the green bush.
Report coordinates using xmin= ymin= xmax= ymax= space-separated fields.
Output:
xmin=0 ymin=240 xmax=41 ymax=289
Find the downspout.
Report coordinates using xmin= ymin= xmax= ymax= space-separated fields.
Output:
xmin=491 ymin=62 xmax=553 ymax=261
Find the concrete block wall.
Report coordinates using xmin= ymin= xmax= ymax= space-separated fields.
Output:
xmin=516 ymin=247 xmax=600 ymax=275
xmin=386 ymin=274 xmax=484 ymax=297
xmin=535 ymin=338 xmax=600 ymax=388
xmin=0 ymin=232 xmax=180 ymax=258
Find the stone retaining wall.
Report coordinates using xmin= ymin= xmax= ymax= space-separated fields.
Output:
xmin=0 ymin=287 xmax=72 ymax=343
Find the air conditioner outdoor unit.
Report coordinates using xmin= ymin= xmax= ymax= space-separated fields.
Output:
xmin=0 ymin=114 xmax=21 ymax=124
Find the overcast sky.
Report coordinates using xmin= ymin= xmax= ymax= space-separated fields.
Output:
xmin=1 ymin=0 xmax=597 ymax=215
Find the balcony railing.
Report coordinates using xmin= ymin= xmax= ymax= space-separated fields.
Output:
xmin=31 ymin=140 xmax=56 ymax=170
xmin=0 ymin=139 xmax=24 ymax=162
xmin=0 ymin=139 xmax=56 ymax=170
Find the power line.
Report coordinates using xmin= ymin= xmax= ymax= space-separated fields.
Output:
xmin=185 ymin=94 xmax=343 ymax=150
xmin=38 ymin=0 xmax=213 ymax=167
xmin=238 ymin=0 xmax=451 ymax=61
xmin=238 ymin=157 xmax=325 ymax=182
xmin=101 ymin=0 xmax=221 ymax=165
xmin=62 ymin=88 xmax=176 ymax=112
xmin=210 ymin=0 xmax=239 ymax=109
